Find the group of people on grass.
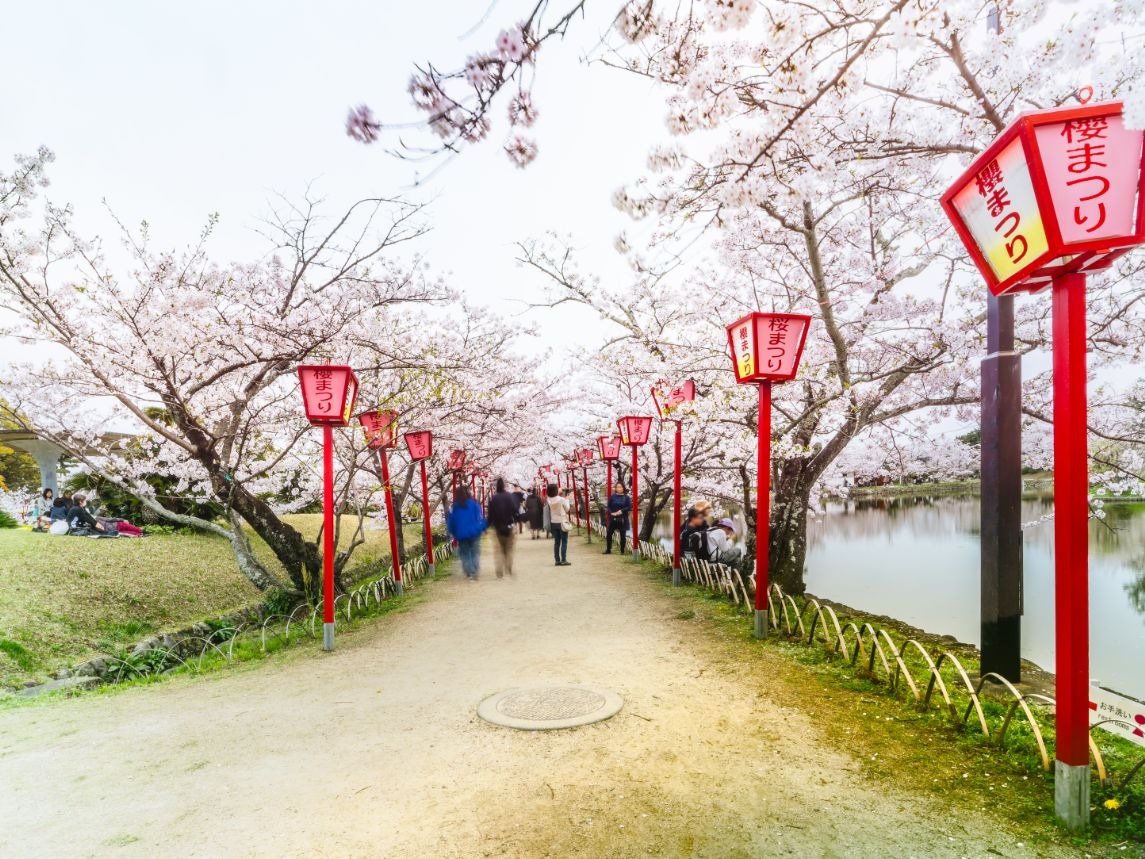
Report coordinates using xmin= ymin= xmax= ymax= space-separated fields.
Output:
xmin=679 ymin=499 xmax=744 ymax=568
xmin=446 ymin=476 xmax=742 ymax=579
xmin=29 ymin=488 xmax=143 ymax=537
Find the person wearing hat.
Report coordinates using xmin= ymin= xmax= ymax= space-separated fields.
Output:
xmin=707 ymin=518 xmax=744 ymax=567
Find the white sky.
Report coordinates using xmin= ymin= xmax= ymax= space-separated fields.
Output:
xmin=0 ymin=0 xmax=666 ymax=365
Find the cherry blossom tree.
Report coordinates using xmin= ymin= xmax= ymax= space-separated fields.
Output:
xmin=0 ymin=148 xmax=551 ymax=600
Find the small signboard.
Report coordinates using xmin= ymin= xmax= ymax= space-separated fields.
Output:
xmin=1090 ymin=685 xmax=1145 ymax=748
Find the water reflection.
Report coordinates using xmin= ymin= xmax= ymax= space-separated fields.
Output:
xmin=805 ymin=495 xmax=1144 ymax=698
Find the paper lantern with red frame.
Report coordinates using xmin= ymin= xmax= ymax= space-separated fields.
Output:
xmin=446 ymin=449 xmax=467 ymax=471
xmin=297 ymin=365 xmax=359 ymax=426
xmin=941 ymin=101 xmax=1145 ymax=297
xmin=597 ymin=435 xmax=621 ymax=461
xmin=616 ymin=416 xmax=653 ymax=447
xmin=403 ymin=430 xmax=433 ymax=461
xmin=726 ymin=313 xmax=811 ymax=384
xmin=651 ymin=379 xmax=696 ymax=585
xmin=358 ymin=409 xmax=398 ymax=449
xmin=651 ymin=379 xmax=696 ymax=419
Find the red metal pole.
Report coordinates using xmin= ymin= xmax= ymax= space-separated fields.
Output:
xmin=470 ymin=472 xmax=476 ymax=496
xmin=377 ymin=449 xmax=404 ymax=596
xmin=604 ymin=460 xmax=613 ymax=540
xmin=1051 ymin=271 xmax=1090 ymax=826
xmin=582 ymin=466 xmax=591 ymax=544
xmin=570 ymin=467 xmax=581 ymax=529
xmin=322 ymin=425 xmax=336 ymax=651
xmin=754 ymin=381 xmax=772 ymax=639
xmin=451 ymin=471 xmax=457 ymax=503
xmin=672 ymin=420 xmax=682 ymax=586
xmin=631 ymin=445 xmax=640 ymax=560
xmin=420 ymin=459 xmax=435 ymax=575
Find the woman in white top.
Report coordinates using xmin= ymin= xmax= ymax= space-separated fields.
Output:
xmin=546 ymin=483 xmax=572 ymax=566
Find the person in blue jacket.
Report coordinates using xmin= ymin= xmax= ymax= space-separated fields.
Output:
xmin=447 ymin=485 xmax=486 ymax=580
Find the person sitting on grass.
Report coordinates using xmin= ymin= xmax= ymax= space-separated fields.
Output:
xmin=68 ymin=494 xmax=108 ymax=534
xmin=32 ymin=488 xmax=55 ymax=531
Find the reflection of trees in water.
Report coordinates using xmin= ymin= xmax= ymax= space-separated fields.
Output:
xmin=1128 ymin=551 xmax=1145 ymax=616
xmin=809 ymin=494 xmax=1145 ymax=565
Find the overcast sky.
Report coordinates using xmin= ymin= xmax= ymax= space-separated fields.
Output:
xmin=0 ymin=0 xmax=667 ymax=365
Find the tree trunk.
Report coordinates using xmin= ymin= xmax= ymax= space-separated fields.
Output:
xmin=740 ymin=456 xmax=814 ymax=596
xmin=639 ymin=483 xmax=670 ymax=543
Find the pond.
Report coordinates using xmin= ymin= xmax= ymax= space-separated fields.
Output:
xmin=657 ymin=494 xmax=1145 ymax=699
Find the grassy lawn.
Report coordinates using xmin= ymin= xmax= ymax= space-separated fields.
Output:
xmin=0 ymin=515 xmax=424 ymax=689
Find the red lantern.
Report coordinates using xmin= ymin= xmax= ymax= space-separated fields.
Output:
xmin=403 ymin=430 xmax=433 ymax=461
xmin=297 ymin=365 xmax=359 ymax=426
xmin=725 ymin=312 xmax=813 ymax=643
xmin=358 ymin=409 xmax=398 ymax=449
xmin=651 ymin=379 xmax=696 ymax=419
xmin=726 ymin=313 xmax=812 ymax=384
xmin=616 ymin=416 xmax=652 ymax=446
xmin=296 ymin=363 xmax=360 ymax=654
xmin=447 ymin=449 xmax=467 ymax=471
xmin=942 ymin=101 xmax=1145 ymax=297
xmin=577 ymin=448 xmax=594 ymax=466
xmin=941 ymin=100 xmax=1145 ymax=830
xmin=403 ymin=430 xmax=435 ymax=575
xmin=597 ymin=435 xmax=621 ymax=461
xmin=651 ymin=380 xmax=696 ymax=585
xmin=358 ymin=410 xmax=403 ymax=596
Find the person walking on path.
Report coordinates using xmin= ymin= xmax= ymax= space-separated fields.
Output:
xmin=546 ymin=482 xmax=572 ymax=566
xmin=542 ymin=488 xmax=552 ymax=538
xmin=486 ymin=477 xmax=519 ymax=578
xmin=511 ymin=483 xmax=527 ymax=535
xmin=446 ymin=486 xmax=486 ymax=580
xmin=524 ymin=488 xmax=544 ymax=539
xmin=603 ymin=482 xmax=632 ymax=555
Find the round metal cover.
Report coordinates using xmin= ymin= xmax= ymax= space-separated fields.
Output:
xmin=477 ymin=685 xmax=623 ymax=730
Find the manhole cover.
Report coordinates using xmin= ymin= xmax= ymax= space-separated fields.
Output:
xmin=478 ymin=685 xmax=623 ymax=730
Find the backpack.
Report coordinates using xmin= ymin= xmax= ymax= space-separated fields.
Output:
xmin=682 ymin=526 xmax=714 ymax=562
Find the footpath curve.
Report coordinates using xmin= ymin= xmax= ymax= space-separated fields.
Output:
xmin=0 ymin=533 xmax=1071 ymax=857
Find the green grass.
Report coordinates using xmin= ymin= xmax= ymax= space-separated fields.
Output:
xmin=0 ymin=515 xmax=425 ymax=688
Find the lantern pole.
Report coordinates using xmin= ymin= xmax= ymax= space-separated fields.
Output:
xmin=754 ymin=381 xmax=772 ymax=639
xmin=322 ymin=425 xmax=336 ymax=652
xmin=375 ymin=448 xmax=403 ymax=597
xmin=1051 ymin=271 xmax=1090 ymax=829
xmin=570 ymin=466 xmax=580 ymax=531
xmin=630 ymin=444 xmax=640 ymax=561
xmin=582 ymin=464 xmax=591 ymax=544
xmin=451 ymin=470 xmax=457 ymax=504
xmin=672 ymin=420 xmax=683 ymax=587
xmin=605 ymin=459 xmax=613 ymax=538
xmin=420 ymin=459 xmax=436 ymax=578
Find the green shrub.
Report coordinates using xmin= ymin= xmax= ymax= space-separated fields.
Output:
xmin=0 ymin=509 xmax=17 ymax=529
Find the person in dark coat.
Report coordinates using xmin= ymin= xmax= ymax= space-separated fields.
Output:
xmin=485 ymin=477 xmax=519 ymax=578
xmin=524 ymin=488 xmax=544 ymax=539
xmin=511 ymin=483 xmax=527 ymax=534
xmin=604 ymin=482 xmax=632 ymax=555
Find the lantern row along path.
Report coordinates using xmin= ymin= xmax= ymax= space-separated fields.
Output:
xmin=1 ymin=536 xmax=1066 ymax=857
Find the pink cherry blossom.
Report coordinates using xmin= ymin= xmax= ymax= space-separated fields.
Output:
xmin=345 ymin=104 xmax=381 ymax=144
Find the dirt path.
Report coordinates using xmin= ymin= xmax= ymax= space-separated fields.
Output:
xmin=0 ymin=532 xmax=1069 ymax=858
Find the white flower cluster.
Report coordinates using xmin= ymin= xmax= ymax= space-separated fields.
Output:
xmin=504 ymin=134 xmax=538 ymax=168
xmin=704 ymin=0 xmax=754 ymax=31
xmin=615 ymin=1 xmax=660 ymax=43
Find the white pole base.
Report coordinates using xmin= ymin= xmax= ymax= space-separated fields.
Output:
xmin=428 ymin=562 xmax=436 ymax=578
xmin=631 ymin=548 xmax=639 ymax=562
xmin=1054 ymin=760 xmax=1090 ymax=830
xmin=753 ymin=609 xmax=769 ymax=640
xmin=394 ymin=579 xmax=404 ymax=597
xmin=323 ymin=622 xmax=335 ymax=652
xmin=672 ymin=566 xmax=681 ymax=587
